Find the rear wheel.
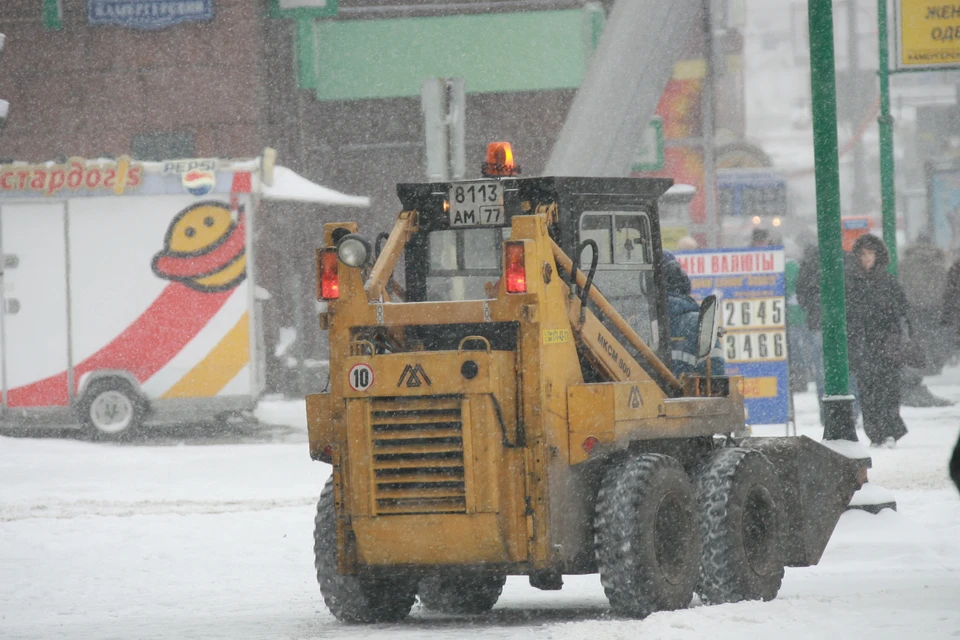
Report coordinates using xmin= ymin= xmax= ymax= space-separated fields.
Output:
xmin=417 ymin=572 xmax=505 ymax=614
xmin=314 ymin=478 xmax=417 ymax=623
xmin=695 ymin=447 xmax=785 ymax=604
xmin=594 ymin=453 xmax=701 ymax=618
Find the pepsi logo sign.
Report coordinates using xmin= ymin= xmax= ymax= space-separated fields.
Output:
xmin=182 ymin=170 xmax=216 ymax=196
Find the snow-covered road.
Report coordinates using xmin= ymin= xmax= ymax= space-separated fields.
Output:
xmin=2 ymin=376 xmax=959 ymax=639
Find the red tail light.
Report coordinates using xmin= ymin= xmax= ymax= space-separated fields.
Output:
xmin=319 ymin=444 xmax=334 ymax=464
xmin=318 ymin=249 xmax=340 ymax=300
xmin=505 ymin=242 xmax=526 ymax=294
xmin=582 ymin=435 xmax=600 ymax=454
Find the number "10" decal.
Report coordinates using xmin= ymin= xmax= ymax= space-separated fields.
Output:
xmin=348 ymin=363 xmax=374 ymax=391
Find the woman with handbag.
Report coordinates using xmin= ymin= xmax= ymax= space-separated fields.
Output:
xmin=845 ymin=234 xmax=911 ymax=447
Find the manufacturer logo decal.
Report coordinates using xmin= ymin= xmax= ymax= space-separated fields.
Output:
xmin=628 ymin=385 xmax=643 ymax=409
xmin=397 ymin=364 xmax=431 ymax=388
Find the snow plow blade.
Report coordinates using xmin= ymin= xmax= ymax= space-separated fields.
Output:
xmin=740 ymin=435 xmax=860 ymax=567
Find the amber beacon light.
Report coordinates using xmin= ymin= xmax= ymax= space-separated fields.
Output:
xmin=481 ymin=141 xmax=521 ymax=177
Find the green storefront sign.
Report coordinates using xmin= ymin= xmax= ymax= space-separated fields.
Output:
xmin=290 ymin=7 xmax=603 ymax=101
xmin=270 ymin=0 xmax=338 ymax=20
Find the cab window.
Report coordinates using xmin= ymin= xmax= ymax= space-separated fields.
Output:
xmin=425 ymin=228 xmax=503 ymax=301
xmin=579 ymin=212 xmax=653 ymax=266
xmin=579 ymin=210 xmax=658 ymax=349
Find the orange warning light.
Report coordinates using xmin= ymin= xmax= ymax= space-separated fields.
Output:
xmin=481 ymin=141 xmax=521 ymax=178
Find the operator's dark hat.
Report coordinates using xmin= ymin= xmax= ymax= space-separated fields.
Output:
xmin=663 ymin=260 xmax=691 ymax=295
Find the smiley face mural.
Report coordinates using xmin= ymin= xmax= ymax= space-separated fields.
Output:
xmin=151 ymin=201 xmax=247 ymax=292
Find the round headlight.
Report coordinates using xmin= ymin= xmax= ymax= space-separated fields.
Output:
xmin=336 ymin=234 xmax=372 ymax=268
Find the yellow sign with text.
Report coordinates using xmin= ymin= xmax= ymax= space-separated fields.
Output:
xmin=897 ymin=1 xmax=960 ymax=69
xmin=661 ymin=226 xmax=691 ymax=251
xmin=742 ymin=377 xmax=778 ymax=399
xmin=542 ymin=329 xmax=571 ymax=344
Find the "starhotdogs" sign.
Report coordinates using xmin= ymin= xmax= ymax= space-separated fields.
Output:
xmin=0 ymin=157 xmax=143 ymax=196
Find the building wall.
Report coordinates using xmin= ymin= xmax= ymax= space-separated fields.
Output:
xmin=0 ymin=0 xmax=267 ymax=162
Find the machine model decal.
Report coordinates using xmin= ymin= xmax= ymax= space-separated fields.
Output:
xmin=349 ymin=364 xmax=374 ymax=391
xmin=151 ymin=202 xmax=247 ymax=293
xmin=596 ymin=332 xmax=632 ymax=378
xmin=397 ymin=364 xmax=431 ymax=388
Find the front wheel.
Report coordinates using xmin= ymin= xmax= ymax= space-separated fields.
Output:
xmin=314 ymin=478 xmax=417 ymax=623
xmin=695 ymin=447 xmax=785 ymax=605
xmin=418 ymin=572 xmax=505 ymax=614
xmin=594 ymin=453 xmax=701 ymax=618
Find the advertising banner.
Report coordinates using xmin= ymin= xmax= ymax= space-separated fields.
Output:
xmin=675 ymin=247 xmax=790 ymax=424
xmin=895 ymin=1 xmax=960 ymax=70
xmin=927 ymin=159 xmax=960 ymax=250
xmin=88 ymin=0 xmax=213 ymax=29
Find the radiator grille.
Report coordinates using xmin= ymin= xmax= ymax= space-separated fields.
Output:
xmin=371 ymin=397 xmax=466 ymax=515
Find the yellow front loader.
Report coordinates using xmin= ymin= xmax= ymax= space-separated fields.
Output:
xmin=306 ymin=165 xmax=860 ymax=622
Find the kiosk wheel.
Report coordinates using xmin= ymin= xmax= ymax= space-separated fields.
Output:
xmin=77 ymin=378 xmax=148 ymax=440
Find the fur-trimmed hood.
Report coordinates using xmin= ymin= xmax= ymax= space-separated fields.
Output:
xmin=851 ymin=233 xmax=890 ymax=271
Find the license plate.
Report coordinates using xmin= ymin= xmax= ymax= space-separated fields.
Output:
xmin=448 ymin=181 xmax=505 ymax=227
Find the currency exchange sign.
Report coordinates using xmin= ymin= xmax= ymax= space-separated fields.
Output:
xmin=675 ymin=247 xmax=789 ymax=425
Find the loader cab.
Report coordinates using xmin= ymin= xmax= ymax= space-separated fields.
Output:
xmin=397 ymin=174 xmax=674 ymax=365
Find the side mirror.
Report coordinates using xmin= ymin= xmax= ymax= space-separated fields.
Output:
xmin=696 ymin=294 xmax=719 ymax=359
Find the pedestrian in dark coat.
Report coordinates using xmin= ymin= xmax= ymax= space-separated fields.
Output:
xmin=941 ymin=255 xmax=960 ymax=344
xmin=900 ymin=234 xmax=947 ymax=373
xmin=951 ymin=430 xmax=960 ymax=494
xmin=845 ymin=234 xmax=910 ymax=446
xmin=796 ymin=244 xmax=863 ymax=421
xmin=796 ymin=244 xmax=822 ymax=332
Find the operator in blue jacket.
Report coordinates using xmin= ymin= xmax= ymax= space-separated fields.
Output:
xmin=663 ymin=256 xmax=724 ymax=377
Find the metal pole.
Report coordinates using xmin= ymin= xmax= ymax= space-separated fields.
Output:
xmin=701 ymin=0 xmax=720 ymax=246
xmin=877 ymin=0 xmax=899 ymax=274
xmin=847 ymin=0 xmax=870 ymax=214
xmin=809 ymin=0 xmax=858 ymax=441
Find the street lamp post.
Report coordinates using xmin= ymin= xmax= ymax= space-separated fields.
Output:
xmin=808 ymin=0 xmax=858 ymax=441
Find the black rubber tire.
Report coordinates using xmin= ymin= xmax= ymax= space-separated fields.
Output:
xmin=594 ymin=453 xmax=701 ymax=618
xmin=76 ymin=378 xmax=148 ymax=441
xmin=417 ymin=573 xmax=506 ymax=614
xmin=314 ymin=478 xmax=417 ymax=623
xmin=695 ymin=447 xmax=785 ymax=605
